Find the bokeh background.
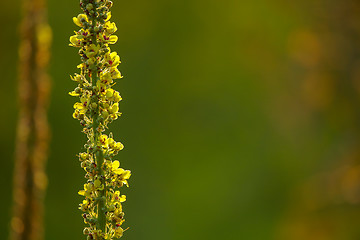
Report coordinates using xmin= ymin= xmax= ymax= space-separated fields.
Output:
xmin=2 ymin=0 xmax=360 ymax=239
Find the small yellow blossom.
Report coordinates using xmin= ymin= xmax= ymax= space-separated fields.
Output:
xmin=78 ymin=183 xmax=93 ymax=198
xmin=101 ymin=34 xmax=118 ymax=44
xmin=104 ymin=21 xmax=118 ymax=34
xmin=110 ymin=67 xmax=122 ymax=79
xmin=73 ymin=102 xmax=87 ymax=114
xmin=99 ymin=134 xmax=109 ymax=147
xmin=73 ymin=14 xmax=88 ymax=27
xmin=104 ymin=51 xmax=121 ymax=67
xmin=85 ymin=44 xmax=100 ymax=58
xmin=115 ymin=227 xmax=123 ymax=238
xmin=69 ymin=34 xmax=84 ymax=47
xmin=110 ymin=103 xmax=119 ymax=114
xmin=114 ymin=141 xmax=124 ymax=151
xmin=113 ymin=91 xmax=122 ymax=102
xmin=94 ymin=179 xmax=104 ymax=190
xmin=100 ymin=70 xmax=113 ymax=84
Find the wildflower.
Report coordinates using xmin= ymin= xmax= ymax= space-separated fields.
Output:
xmin=85 ymin=44 xmax=100 ymax=58
xmin=73 ymin=14 xmax=88 ymax=27
xmin=69 ymin=0 xmax=131 ymax=239
xmin=69 ymin=34 xmax=84 ymax=47
xmin=104 ymin=51 xmax=121 ymax=67
xmin=104 ymin=21 xmax=117 ymax=35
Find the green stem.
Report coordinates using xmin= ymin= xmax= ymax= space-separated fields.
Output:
xmin=96 ymin=150 xmax=106 ymax=232
xmin=89 ymin=13 xmax=107 ymax=233
xmin=92 ymin=105 xmax=107 ymax=233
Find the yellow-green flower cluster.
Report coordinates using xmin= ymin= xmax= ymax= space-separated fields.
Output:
xmin=69 ymin=0 xmax=130 ymax=239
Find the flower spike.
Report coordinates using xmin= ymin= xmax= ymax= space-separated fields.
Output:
xmin=69 ymin=0 xmax=130 ymax=239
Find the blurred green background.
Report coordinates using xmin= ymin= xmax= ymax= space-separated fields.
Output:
xmin=3 ymin=0 xmax=360 ymax=239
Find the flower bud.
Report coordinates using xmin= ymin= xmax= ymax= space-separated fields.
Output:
xmin=86 ymin=3 xmax=93 ymax=11
xmin=75 ymin=87 xmax=81 ymax=94
xmin=101 ymin=110 xmax=109 ymax=119
xmin=105 ymin=89 xmax=114 ymax=98
xmin=81 ymin=161 xmax=87 ymax=168
xmin=103 ymin=102 xmax=110 ymax=109
xmin=108 ymin=204 xmax=115 ymax=212
xmin=83 ymin=228 xmax=90 ymax=235
xmin=87 ymin=57 xmax=95 ymax=65
xmin=91 ymin=102 xmax=97 ymax=109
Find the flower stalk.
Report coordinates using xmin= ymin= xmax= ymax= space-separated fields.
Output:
xmin=69 ymin=0 xmax=131 ymax=239
xmin=10 ymin=0 xmax=52 ymax=239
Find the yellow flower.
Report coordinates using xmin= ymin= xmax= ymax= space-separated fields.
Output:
xmin=85 ymin=44 xmax=100 ymax=58
xmin=78 ymin=183 xmax=94 ymax=198
xmin=108 ymin=35 xmax=118 ymax=44
xmin=99 ymin=134 xmax=109 ymax=147
xmin=110 ymin=67 xmax=122 ymax=79
xmin=104 ymin=51 xmax=121 ymax=67
xmin=69 ymin=34 xmax=84 ymax=47
xmin=108 ymin=137 xmax=115 ymax=148
xmin=105 ymin=88 xmax=114 ymax=98
xmin=115 ymin=227 xmax=123 ymax=238
xmin=111 ymin=160 xmax=122 ymax=174
xmin=100 ymin=70 xmax=113 ymax=84
xmin=114 ymin=141 xmax=124 ymax=151
xmin=114 ymin=191 xmax=126 ymax=202
xmin=79 ymin=199 xmax=90 ymax=211
xmin=73 ymin=102 xmax=87 ymax=114
xmin=94 ymin=179 xmax=104 ymax=190
xmin=79 ymin=153 xmax=87 ymax=160
xmin=104 ymin=21 xmax=117 ymax=34
xmin=101 ymin=110 xmax=109 ymax=119
xmin=101 ymin=34 xmax=118 ymax=44
xmin=120 ymin=170 xmax=131 ymax=181
xmin=73 ymin=14 xmax=88 ymax=27
xmin=113 ymin=91 xmax=122 ymax=102
xmin=110 ymin=103 xmax=119 ymax=114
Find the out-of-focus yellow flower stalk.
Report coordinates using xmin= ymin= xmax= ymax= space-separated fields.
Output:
xmin=69 ymin=0 xmax=130 ymax=239
xmin=10 ymin=0 xmax=52 ymax=239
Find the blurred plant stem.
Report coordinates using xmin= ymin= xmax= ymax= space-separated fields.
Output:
xmin=9 ymin=0 xmax=52 ymax=239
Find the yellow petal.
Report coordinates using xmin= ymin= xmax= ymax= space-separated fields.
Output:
xmin=120 ymin=195 xmax=126 ymax=202
xmin=105 ymin=12 xmax=112 ymax=21
xmin=114 ymin=168 xmax=124 ymax=175
xmin=110 ymin=103 xmax=119 ymax=114
xmin=115 ymin=142 xmax=124 ymax=151
xmin=73 ymin=102 xmax=83 ymax=109
xmin=108 ymin=35 xmax=118 ymax=44
xmin=69 ymin=91 xmax=79 ymax=96
xmin=69 ymin=35 xmax=81 ymax=46
xmin=73 ymin=14 xmax=88 ymax=27
xmin=112 ymin=160 xmax=120 ymax=169
xmin=110 ymin=51 xmax=117 ymax=59
xmin=123 ymin=170 xmax=131 ymax=179
xmin=73 ymin=17 xmax=82 ymax=27
xmin=78 ymin=190 xmax=85 ymax=196
xmin=122 ymin=180 xmax=129 ymax=187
